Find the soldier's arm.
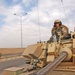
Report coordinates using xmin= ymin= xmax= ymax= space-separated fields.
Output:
xmin=47 ymin=28 xmax=55 ymax=43
xmin=52 ymin=27 xmax=56 ymax=36
xmin=61 ymin=27 xmax=68 ymax=38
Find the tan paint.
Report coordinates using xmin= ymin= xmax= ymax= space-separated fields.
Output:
xmin=2 ymin=31 xmax=75 ymax=75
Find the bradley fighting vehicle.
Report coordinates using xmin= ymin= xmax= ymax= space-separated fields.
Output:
xmin=2 ymin=28 xmax=75 ymax=75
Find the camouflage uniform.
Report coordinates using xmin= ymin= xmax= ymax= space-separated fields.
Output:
xmin=52 ymin=25 xmax=69 ymax=39
xmin=48 ymin=20 xmax=69 ymax=43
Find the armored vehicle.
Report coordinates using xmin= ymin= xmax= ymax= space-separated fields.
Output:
xmin=2 ymin=30 xmax=75 ymax=75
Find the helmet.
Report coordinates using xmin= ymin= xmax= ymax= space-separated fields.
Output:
xmin=54 ymin=19 xmax=62 ymax=27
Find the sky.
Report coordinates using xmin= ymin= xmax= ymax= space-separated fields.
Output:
xmin=0 ymin=0 xmax=75 ymax=48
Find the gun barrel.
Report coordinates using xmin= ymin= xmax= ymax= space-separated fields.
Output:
xmin=32 ymin=52 xmax=67 ymax=75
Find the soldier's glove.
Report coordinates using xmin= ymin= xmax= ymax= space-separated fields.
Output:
xmin=47 ymin=36 xmax=53 ymax=43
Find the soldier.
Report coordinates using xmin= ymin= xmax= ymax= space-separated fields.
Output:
xmin=48 ymin=20 xmax=69 ymax=42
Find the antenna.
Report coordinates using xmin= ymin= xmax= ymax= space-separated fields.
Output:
xmin=37 ymin=0 xmax=41 ymax=42
xmin=61 ymin=0 xmax=69 ymax=28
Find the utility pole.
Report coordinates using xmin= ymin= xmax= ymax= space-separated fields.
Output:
xmin=14 ymin=13 xmax=27 ymax=48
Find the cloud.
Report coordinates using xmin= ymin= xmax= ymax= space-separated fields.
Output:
xmin=0 ymin=0 xmax=75 ymax=48
xmin=22 ymin=0 xmax=32 ymax=6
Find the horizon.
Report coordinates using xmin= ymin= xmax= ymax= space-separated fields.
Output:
xmin=0 ymin=0 xmax=75 ymax=48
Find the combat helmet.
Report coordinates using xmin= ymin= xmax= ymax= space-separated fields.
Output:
xmin=54 ymin=19 xmax=62 ymax=27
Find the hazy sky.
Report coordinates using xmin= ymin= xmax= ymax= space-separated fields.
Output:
xmin=0 ymin=0 xmax=75 ymax=48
